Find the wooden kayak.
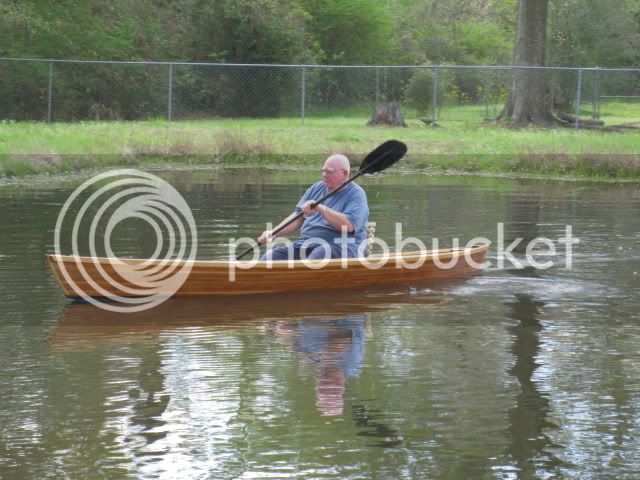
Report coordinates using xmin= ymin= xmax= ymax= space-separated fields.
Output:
xmin=46 ymin=243 xmax=488 ymax=299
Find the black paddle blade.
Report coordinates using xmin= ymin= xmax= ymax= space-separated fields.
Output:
xmin=359 ymin=140 xmax=407 ymax=175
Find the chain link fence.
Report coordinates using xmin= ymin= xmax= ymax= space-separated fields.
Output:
xmin=1 ymin=58 xmax=640 ymax=128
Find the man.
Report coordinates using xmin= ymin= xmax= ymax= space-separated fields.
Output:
xmin=259 ymin=153 xmax=369 ymax=261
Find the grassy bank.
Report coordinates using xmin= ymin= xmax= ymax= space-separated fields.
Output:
xmin=1 ymin=111 xmax=640 ymax=179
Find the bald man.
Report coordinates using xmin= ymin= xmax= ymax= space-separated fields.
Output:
xmin=259 ymin=154 xmax=369 ymax=261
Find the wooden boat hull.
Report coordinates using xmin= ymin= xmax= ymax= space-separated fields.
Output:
xmin=46 ymin=244 xmax=488 ymax=298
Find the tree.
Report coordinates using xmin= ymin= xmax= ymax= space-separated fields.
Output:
xmin=497 ymin=0 xmax=640 ymax=129
xmin=172 ymin=0 xmax=319 ymax=117
xmin=0 ymin=0 xmax=178 ymax=120
xmin=497 ymin=0 xmax=558 ymax=126
xmin=386 ymin=0 xmax=516 ymax=65
xmin=303 ymin=0 xmax=394 ymax=64
xmin=548 ymin=0 xmax=640 ymax=67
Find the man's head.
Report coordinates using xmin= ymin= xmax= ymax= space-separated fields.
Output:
xmin=316 ymin=367 xmax=346 ymax=416
xmin=322 ymin=154 xmax=350 ymax=191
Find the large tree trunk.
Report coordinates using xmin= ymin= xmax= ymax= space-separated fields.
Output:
xmin=498 ymin=0 xmax=557 ymax=126
xmin=366 ymin=102 xmax=407 ymax=127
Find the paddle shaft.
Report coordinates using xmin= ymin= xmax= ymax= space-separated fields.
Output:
xmin=236 ymin=170 xmax=367 ymax=260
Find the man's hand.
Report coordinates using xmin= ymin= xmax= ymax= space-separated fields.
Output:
xmin=301 ymin=200 xmax=322 ymax=216
xmin=304 ymin=201 xmax=354 ymax=233
xmin=258 ymin=230 xmax=273 ymax=244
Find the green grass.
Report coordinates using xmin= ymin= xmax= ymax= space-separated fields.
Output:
xmin=1 ymin=102 xmax=639 ymax=179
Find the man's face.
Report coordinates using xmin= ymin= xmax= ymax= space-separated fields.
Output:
xmin=322 ymin=160 xmax=348 ymax=190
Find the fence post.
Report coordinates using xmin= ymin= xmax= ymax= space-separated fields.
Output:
xmin=484 ymin=72 xmax=491 ymax=119
xmin=47 ymin=61 xmax=53 ymax=123
xmin=593 ymin=67 xmax=601 ymax=119
xmin=431 ymin=67 xmax=438 ymax=125
xmin=375 ymin=67 xmax=380 ymax=107
xmin=300 ymin=66 xmax=306 ymax=124
xmin=575 ymin=68 xmax=583 ymax=130
xmin=167 ymin=63 xmax=173 ymax=122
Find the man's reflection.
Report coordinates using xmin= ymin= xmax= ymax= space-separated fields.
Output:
xmin=273 ymin=314 xmax=366 ymax=416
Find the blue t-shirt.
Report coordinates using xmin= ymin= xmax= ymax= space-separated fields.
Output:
xmin=295 ymin=181 xmax=369 ymax=257
xmin=296 ymin=315 xmax=366 ymax=379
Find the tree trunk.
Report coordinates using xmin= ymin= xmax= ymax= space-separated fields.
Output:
xmin=498 ymin=0 xmax=557 ymax=126
xmin=367 ymin=102 xmax=407 ymax=127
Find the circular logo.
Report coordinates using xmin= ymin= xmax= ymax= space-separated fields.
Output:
xmin=54 ymin=169 xmax=198 ymax=312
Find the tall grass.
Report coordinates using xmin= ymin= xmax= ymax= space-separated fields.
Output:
xmin=1 ymin=102 xmax=639 ymax=179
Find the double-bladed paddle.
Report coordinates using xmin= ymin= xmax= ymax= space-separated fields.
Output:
xmin=236 ymin=140 xmax=408 ymax=260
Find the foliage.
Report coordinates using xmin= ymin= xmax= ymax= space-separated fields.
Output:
xmin=404 ymin=70 xmax=449 ymax=114
xmin=387 ymin=0 xmax=516 ymax=65
xmin=548 ymin=0 xmax=640 ymax=67
xmin=388 ymin=1 xmax=516 ymax=111
xmin=302 ymin=0 xmax=395 ymax=64
xmin=545 ymin=0 xmax=640 ymax=109
xmin=2 ymin=0 xmax=640 ymax=121
xmin=182 ymin=0 xmax=316 ymax=64
xmin=175 ymin=0 xmax=316 ymax=117
xmin=298 ymin=0 xmax=396 ymax=109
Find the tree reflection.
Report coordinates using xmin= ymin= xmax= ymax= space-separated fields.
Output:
xmin=127 ymin=343 xmax=171 ymax=449
xmin=506 ymin=193 xmax=541 ymax=253
xmin=506 ymin=293 xmax=560 ymax=477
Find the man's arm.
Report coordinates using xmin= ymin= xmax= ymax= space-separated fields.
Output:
xmin=258 ymin=212 xmax=304 ymax=244
xmin=301 ymin=201 xmax=354 ymax=233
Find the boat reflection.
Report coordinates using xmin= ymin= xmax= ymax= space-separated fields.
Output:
xmin=51 ymin=289 xmax=447 ymax=424
xmin=51 ymin=289 xmax=447 ymax=347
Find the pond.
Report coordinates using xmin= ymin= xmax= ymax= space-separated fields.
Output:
xmin=1 ymin=168 xmax=639 ymax=479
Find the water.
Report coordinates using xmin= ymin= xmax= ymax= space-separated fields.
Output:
xmin=1 ymin=168 xmax=639 ymax=479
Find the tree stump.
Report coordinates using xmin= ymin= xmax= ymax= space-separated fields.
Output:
xmin=366 ymin=102 xmax=407 ymax=127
